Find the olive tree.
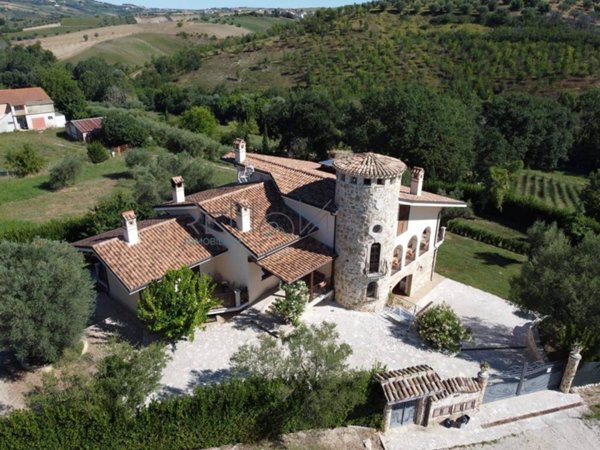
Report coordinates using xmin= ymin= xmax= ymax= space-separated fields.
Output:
xmin=0 ymin=239 xmax=95 ymax=364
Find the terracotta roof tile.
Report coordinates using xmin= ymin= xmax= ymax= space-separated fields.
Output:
xmin=375 ymin=366 xmax=481 ymax=404
xmin=374 ymin=365 xmax=445 ymax=403
xmin=333 ymin=152 xmax=407 ymax=179
xmin=222 ymin=152 xmax=337 ymax=211
xmin=198 ymin=181 xmax=317 ymax=257
xmin=256 ymin=237 xmax=335 ymax=283
xmin=91 ymin=217 xmax=225 ymax=292
xmin=0 ymin=87 xmax=51 ymax=105
xmin=72 ymin=218 xmax=167 ymax=248
xmin=399 ymin=186 xmax=466 ymax=206
xmin=68 ymin=117 xmax=103 ymax=134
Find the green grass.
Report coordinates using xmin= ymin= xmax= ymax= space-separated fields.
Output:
xmin=437 ymin=233 xmax=527 ymax=299
xmin=514 ymin=169 xmax=585 ymax=210
xmin=66 ymin=33 xmax=189 ymax=66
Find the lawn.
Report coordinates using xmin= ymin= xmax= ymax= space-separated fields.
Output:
xmin=514 ymin=169 xmax=586 ymax=210
xmin=436 ymin=232 xmax=527 ymax=299
xmin=0 ymin=129 xmax=84 ymax=171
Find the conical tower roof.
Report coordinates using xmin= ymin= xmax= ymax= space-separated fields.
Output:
xmin=332 ymin=152 xmax=406 ymax=179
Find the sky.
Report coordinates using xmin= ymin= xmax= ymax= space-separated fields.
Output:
xmin=104 ymin=0 xmax=361 ymax=9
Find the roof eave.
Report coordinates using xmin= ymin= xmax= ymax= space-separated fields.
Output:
xmin=399 ymin=200 xmax=467 ymax=208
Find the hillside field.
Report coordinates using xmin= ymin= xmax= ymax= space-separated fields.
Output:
xmin=21 ymin=22 xmax=249 ymax=61
xmin=514 ymin=169 xmax=585 ymax=210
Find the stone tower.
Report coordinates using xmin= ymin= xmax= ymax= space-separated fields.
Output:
xmin=333 ymin=152 xmax=407 ymax=312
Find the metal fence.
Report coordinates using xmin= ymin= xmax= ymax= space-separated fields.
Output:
xmin=573 ymin=361 xmax=600 ymax=388
xmin=484 ymin=359 xmax=565 ymax=403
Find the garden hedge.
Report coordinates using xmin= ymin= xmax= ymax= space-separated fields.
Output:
xmin=0 ymin=374 xmax=383 ymax=450
xmin=447 ymin=218 xmax=530 ymax=254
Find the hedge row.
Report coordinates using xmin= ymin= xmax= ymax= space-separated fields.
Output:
xmin=0 ymin=217 xmax=90 ymax=243
xmin=135 ymin=116 xmax=229 ymax=160
xmin=88 ymin=106 xmax=229 ymax=160
xmin=447 ymin=219 xmax=530 ymax=255
xmin=0 ymin=374 xmax=383 ymax=450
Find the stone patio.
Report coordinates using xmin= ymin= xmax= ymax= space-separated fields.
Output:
xmin=159 ymin=277 xmax=534 ymax=395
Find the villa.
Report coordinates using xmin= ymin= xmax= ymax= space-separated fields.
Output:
xmin=73 ymin=140 xmax=465 ymax=314
xmin=0 ymin=87 xmax=66 ymax=133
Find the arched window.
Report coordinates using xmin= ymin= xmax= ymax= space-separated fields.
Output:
xmin=406 ymin=236 xmax=418 ymax=264
xmin=392 ymin=245 xmax=403 ymax=272
xmin=369 ymin=243 xmax=381 ymax=273
xmin=420 ymin=227 xmax=431 ymax=254
xmin=367 ymin=281 xmax=378 ymax=298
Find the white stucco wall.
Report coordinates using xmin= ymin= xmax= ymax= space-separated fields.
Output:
xmin=0 ymin=105 xmax=17 ymax=133
xmin=283 ymin=196 xmax=336 ymax=248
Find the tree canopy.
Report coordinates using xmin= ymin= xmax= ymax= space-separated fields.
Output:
xmin=0 ymin=239 xmax=95 ymax=363
xmin=345 ymin=83 xmax=476 ymax=182
xmin=510 ymin=224 xmax=600 ymax=358
xmin=138 ymin=267 xmax=218 ymax=341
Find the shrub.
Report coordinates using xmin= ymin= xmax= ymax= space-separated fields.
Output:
xmin=0 ymin=216 xmax=90 ymax=243
xmin=4 ymin=144 xmax=45 ymax=177
xmin=137 ymin=268 xmax=218 ymax=341
xmin=272 ymin=281 xmax=308 ymax=326
xmin=180 ymin=106 xmax=219 ymax=137
xmin=102 ymin=110 xmax=147 ymax=147
xmin=125 ymin=147 xmax=152 ymax=168
xmin=0 ymin=239 xmax=95 ymax=363
xmin=87 ymin=141 xmax=110 ymax=163
xmin=48 ymin=155 xmax=83 ymax=190
xmin=416 ymin=303 xmax=471 ymax=354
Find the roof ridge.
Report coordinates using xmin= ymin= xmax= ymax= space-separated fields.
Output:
xmin=248 ymin=153 xmax=330 ymax=180
xmin=196 ymin=181 xmax=266 ymax=205
xmin=93 ymin=217 xmax=177 ymax=248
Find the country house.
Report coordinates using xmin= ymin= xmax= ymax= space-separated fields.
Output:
xmin=74 ymin=141 xmax=465 ymax=314
xmin=0 ymin=87 xmax=66 ymax=133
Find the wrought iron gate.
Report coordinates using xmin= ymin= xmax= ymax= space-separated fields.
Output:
xmin=483 ymin=360 xmax=565 ymax=404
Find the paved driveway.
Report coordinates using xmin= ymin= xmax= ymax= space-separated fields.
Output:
xmin=159 ymin=278 xmax=533 ymax=395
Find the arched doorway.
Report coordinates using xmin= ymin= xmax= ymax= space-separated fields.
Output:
xmin=393 ymin=276 xmax=413 ymax=297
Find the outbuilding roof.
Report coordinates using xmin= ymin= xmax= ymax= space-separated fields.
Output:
xmin=68 ymin=117 xmax=103 ymax=134
xmin=332 ymin=152 xmax=407 ymax=179
xmin=374 ymin=366 xmax=482 ymax=404
xmin=0 ymin=87 xmax=52 ymax=106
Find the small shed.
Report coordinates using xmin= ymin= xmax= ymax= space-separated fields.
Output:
xmin=66 ymin=117 xmax=103 ymax=142
xmin=375 ymin=365 xmax=483 ymax=430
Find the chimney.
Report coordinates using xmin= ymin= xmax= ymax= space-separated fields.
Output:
xmin=171 ymin=176 xmax=185 ymax=204
xmin=122 ymin=210 xmax=139 ymax=245
xmin=235 ymin=200 xmax=251 ymax=232
xmin=234 ymin=138 xmax=246 ymax=164
xmin=410 ymin=167 xmax=425 ymax=196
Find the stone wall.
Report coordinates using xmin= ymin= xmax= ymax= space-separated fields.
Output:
xmin=334 ymin=174 xmax=401 ymax=312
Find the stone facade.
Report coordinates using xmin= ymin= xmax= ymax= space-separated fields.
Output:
xmin=334 ymin=173 xmax=402 ymax=312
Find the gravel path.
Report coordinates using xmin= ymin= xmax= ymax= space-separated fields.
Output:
xmin=159 ymin=278 xmax=531 ymax=394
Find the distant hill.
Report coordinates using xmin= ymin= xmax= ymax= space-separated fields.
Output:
xmin=0 ymin=0 xmax=140 ymax=16
xmin=176 ymin=0 xmax=600 ymax=97
xmin=0 ymin=0 xmax=143 ymax=29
